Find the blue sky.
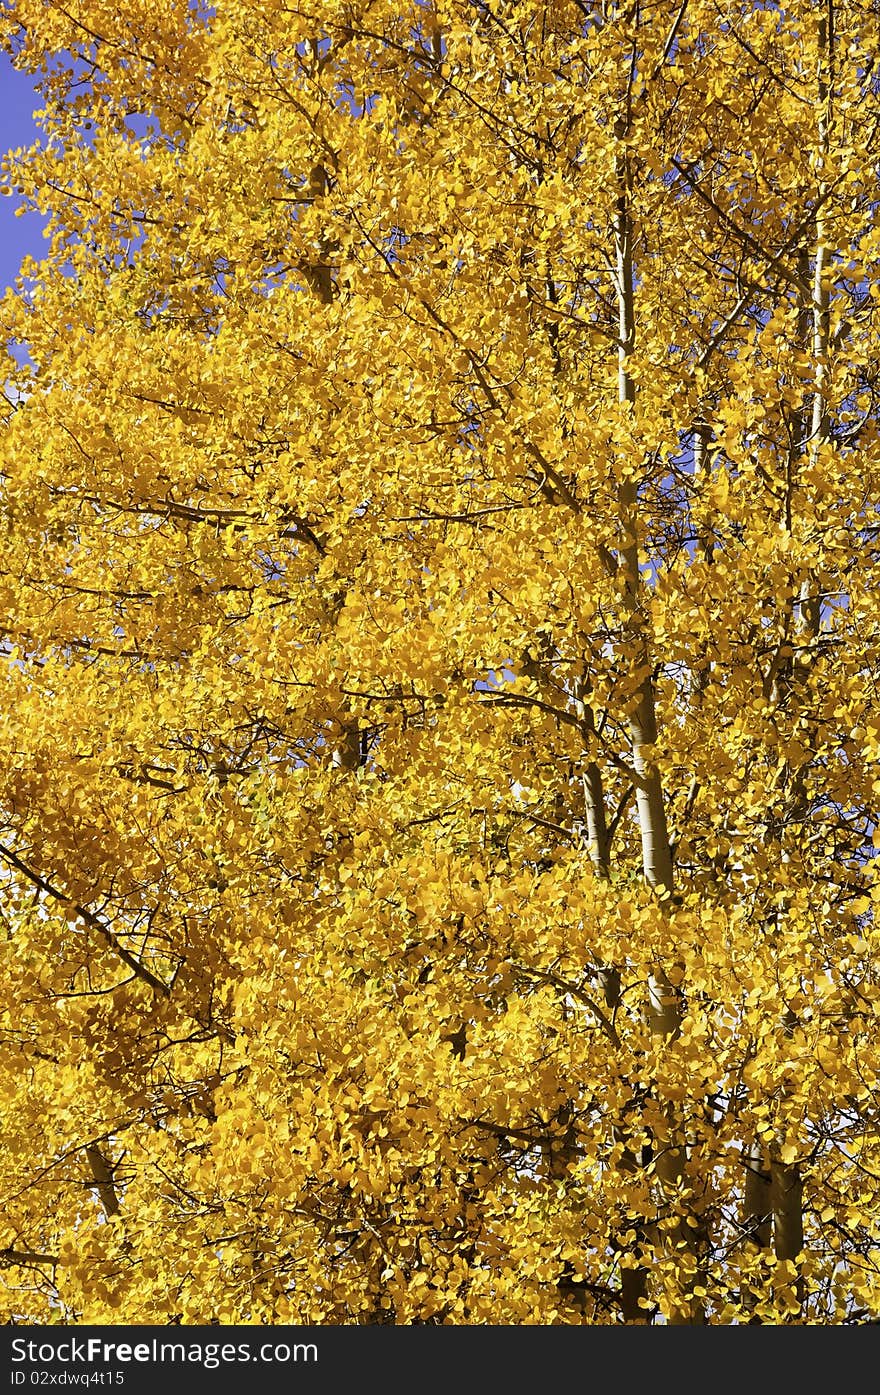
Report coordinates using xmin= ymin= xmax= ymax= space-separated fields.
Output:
xmin=0 ymin=51 xmax=47 ymax=293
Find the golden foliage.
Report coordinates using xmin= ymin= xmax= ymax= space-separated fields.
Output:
xmin=0 ymin=0 xmax=878 ymax=1324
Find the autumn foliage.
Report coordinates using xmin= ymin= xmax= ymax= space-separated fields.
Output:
xmin=0 ymin=0 xmax=879 ymax=1324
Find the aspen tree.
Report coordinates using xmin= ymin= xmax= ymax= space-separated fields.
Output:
xmin=0 ymin=0 xmax=878 ymax=1324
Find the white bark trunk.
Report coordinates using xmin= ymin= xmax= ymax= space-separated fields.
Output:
xmin=768 ymin=19 xmax=832 ymax=1305
xmin=612 ymin=122 xmax=699 ymax=1323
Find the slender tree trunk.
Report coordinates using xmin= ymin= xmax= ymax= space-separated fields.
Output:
xmin=772 ymin=1162 xmax=804 ymax=1264
xmin=743 ymin=1141 xmax=773 ymax=1249
xmin=85 ymin=1143 xmax=120 ymax=1218
xmin=768 ymin=15 xmax=833 ymax=1312
xmin=613 ymin=145 xmax=676 ymax=909
xmin=612 ymin=115 xmax=703 ymax=1323
xmin=331 ymin=712 xmax=362 ymax=771
xmin=741 ymin=1139 xmax=772 ymax=1319
xmin=582 ymin=749 xmax=611 ymax=880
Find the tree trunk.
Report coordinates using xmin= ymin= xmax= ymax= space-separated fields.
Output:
xmin=612 ymin=109 xmax=702 ymax=1323
xmin=85 ymin=1143 xmax=120 ymax=1218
